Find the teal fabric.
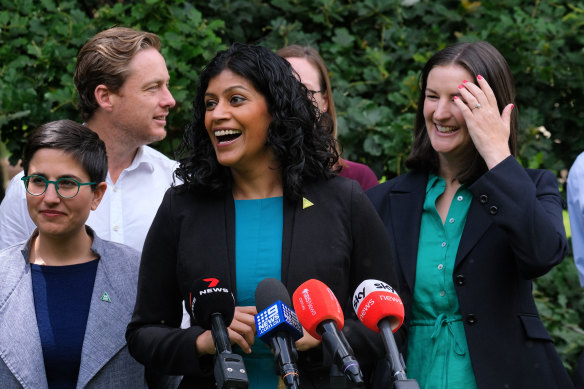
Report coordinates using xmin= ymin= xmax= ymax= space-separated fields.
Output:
xmin=234 ymin=197 xmax=283 ymax=388
xmin=406 ymin=175 xmax=477 ymax=389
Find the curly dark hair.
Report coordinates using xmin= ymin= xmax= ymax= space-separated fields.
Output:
xmin=175 ymin=43 xmax=339 ymax=200
xmin=406 ymin=41 xmax=517 ymax=184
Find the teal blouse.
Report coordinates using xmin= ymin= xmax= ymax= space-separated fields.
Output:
xmin=234 ymin=197 xmax=283 ymax=389
xmin=406 ymin=175 xmax=477 ymax=389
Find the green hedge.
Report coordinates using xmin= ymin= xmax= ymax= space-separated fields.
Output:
xmin=1 ymin=0 xmax=584 ymax=373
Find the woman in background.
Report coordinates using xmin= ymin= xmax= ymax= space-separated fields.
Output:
xmin=0 ymin=120 xmax=146 ymax=388
xmin=277 ymin=44 xmax=379 ymax=191
xmin=367 ymin=41 xmax=573 ymax=388
xmin=126 ymin=43 xmax=397 ymax=388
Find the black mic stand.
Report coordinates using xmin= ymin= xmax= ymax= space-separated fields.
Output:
xmin=326 ymin=326 xmax=364 ymax=388
xmin=378 ymin=320 xmax=420 ymax=389
xmin=211 ymin=314 xmax=249 ymax=389
xmin=271 ymin=332 xmax=300 ymax=389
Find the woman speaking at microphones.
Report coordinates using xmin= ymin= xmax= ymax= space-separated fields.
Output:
xmin=126 ymin=43 xmax=398 ymax=388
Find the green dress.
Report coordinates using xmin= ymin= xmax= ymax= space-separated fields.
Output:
xmin=406 ymin=175 xmax=478 ymax=389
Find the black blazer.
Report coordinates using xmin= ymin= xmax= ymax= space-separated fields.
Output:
xmin=367 ymin=157 xmax=573 ymax=389
xmin=127 ymin=176 xmax=397 ymax=388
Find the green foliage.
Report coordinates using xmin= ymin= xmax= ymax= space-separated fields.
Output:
xmin=1 ymin=0 xmax=584 ymax=370
xmin=534 ymin=253 xmax=584 ymax=374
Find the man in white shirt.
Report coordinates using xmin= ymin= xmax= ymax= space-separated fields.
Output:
xmin=0 ymin=27 xmax=177 ymax=253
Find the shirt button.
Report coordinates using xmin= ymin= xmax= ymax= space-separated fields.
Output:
xmin=440 ymin=290 xmax=446 ymax=297
xmin=113 ymin=225 xmax=119 ymax=232
xmin=113 ymin=186 xmax=118 ymax=192
xmin=479 ymin=194 xmax=488 ymax=204
xmin=457 ymin=195 xmax=463 ymax=201
xmin=441 ymin=242 xmax=447 ymax=247
xmin=489 ymin=206 xmax=499 ymax=215
xmin=449 ymin=218 xmax=455 ymax=223
xmin=438 ymin=264 xmax=444 ymax=270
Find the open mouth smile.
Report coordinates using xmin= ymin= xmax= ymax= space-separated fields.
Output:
xmin=214 ymin=129 xmax=242 ymax=144
xmin=436 ymin=124 xmax=459 ymax=134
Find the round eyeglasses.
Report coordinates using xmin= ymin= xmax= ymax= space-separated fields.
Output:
xmin=21 ymin=175 xmax=95 ymax=199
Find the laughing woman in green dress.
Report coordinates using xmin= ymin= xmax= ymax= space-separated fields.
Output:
xmin=367 ymin=41 xmax=573 ymax=388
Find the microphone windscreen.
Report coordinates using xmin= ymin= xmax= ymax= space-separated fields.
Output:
xmin=189 ymin=277 xmax=235 ymax=329
xmin=292 ymin=279 xmax=343 ymax=340
xmin=352 ymin=279 xmax=404 ymax=333
xmin=255 ymin=277 xmax=291 ymax=311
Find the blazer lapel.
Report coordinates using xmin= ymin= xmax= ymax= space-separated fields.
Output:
xmin=455 ymin=198 xmax=492 ymax=268
xmin=0 ymin=248 xmax=48 ymax=389
xmin=280 ymin=196 xmax=296 ymax=285
xmin=389 ymin=173 xmax=427 ymax=292
xmin=76 ymin=259 xmax=131 ymax=388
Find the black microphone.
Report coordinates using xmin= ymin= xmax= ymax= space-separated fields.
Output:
xmin=190 ymin=278 xmax=248 ymax=389
xmin=254 ymin=278 xmax=303 ymax=389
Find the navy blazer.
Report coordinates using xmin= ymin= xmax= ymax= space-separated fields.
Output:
xmin=367 ymin=157 xmax=573 ymax=389
xmin=0 ymin=229 xmax=146 ymax=389
xmin=127 ymin=176 xmax=398 ymax=388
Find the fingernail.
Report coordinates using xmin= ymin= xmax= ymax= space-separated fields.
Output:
xmin=511 ymin=104 xmax=514 ymax=111
xmin=453 ymin=96 xmax=458 ymax=100
xmin=458 ymin=85 xmax=464 ymax=89
xmin=463 ymin=80 xmax=468 ymax=83
xmin=477 ymin=75 xmax=483 ymax=80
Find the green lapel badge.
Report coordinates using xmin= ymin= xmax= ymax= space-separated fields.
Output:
xmin=100 ymin=292 xmax=111 ymax=303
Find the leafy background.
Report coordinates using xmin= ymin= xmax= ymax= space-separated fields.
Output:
xmin=1 ymin=0 xmax=584 ymax=374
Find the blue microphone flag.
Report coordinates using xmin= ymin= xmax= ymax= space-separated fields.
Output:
xmin=255 ymin=300 xmax=303 ymax=343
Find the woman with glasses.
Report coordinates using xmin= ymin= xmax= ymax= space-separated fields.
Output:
xmin=277 ymin=45 xmax=379 ymax=191
xmin=126 ymin=43 xmax=397 ymax=388
xmin=0 ymin=120 xmax=147 ymax=388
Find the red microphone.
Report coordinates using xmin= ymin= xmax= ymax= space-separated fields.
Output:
xmin=292 ymin=278 xmax=343 ymax=340
xmin=352 ymin=279 xmax=404 ymax=333
xmin=353 ymin=280 xmax=419 ymax=388
xmin=293 ymin=279 xmax=363 ymax=386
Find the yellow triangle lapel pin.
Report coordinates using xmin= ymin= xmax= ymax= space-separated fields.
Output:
xmin=302 ymin=197 xmax=314 ymax=209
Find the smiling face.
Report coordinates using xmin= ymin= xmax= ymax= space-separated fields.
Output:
xmin=286 ymin=57 xmax=329 ymax=114
xmin=26 ymin=148 xmax=106 ymax=240
xmin=109 ymin=47 xmax=176 ymax=146
xmin=424 ymin=64 xmax=474 ymax=160
xmin=203 ymin=69 xmax=274 ymax=174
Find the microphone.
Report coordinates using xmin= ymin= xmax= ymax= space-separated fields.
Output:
xmin=352 ymin=279 xmax=419 ymax=389
xmin=254 ymin=278 xmax=303 ymax=389
xmin=292 ymin=279 xmax=364 ymax=386
xmin=190 ymin=278 xmax=248 ymax=389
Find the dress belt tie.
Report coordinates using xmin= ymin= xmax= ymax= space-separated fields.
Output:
xmin=411 ymin=313 xmax=465 ymax=388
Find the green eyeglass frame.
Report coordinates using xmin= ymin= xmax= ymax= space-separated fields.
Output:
xmin=21 ymin=174 xmax=96 ymax=199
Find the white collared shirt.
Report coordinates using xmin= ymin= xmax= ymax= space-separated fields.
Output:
xmin=0 ymin=145 xmax=178 ymax=252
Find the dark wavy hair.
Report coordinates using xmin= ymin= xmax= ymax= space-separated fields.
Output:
xmin=22 ymin=120 xmax=108 ymax=189
xmin=406 ymin=41 xmax=517 ymax=184
xmin=175 ymin=43 xmax=339 ymax=200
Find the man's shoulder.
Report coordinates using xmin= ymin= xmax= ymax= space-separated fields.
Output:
xmin=140 ymin=145 xmax=178 ymax=169
xmin=569 ymin=151 xmax=584 ymax=177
